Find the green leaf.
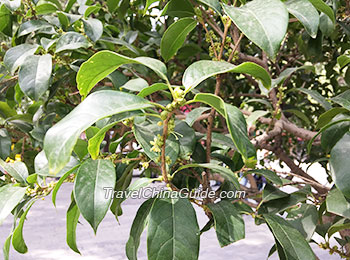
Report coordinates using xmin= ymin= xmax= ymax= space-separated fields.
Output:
xmin=36 ymin=3 xmax=57 ymax=15
xmin=326 ymin=188 xmax=350 ymax=218
xmin=316 ymin=107 xmax=349 ymax=129
xmin=77 ymin=50 xmax=168 ymax=97
xmin=0 ymin=160 xmax=28 ymax=184
xmin=207 ymin=200 xmax=244 ymax=247
xmin=66 ymin=198 xmax=81 ymax=254
xmin=183 ymin=60 xmax=271 ymax=93
xmin=74 ymin=159 xmax=115 ymax=233
xmin=295 ymin=88 xmax=332 ymax=110
xmin=55 ymin=32 xmax=89 ymax=53
xmin=18 ymin=54 xmax=52 ymax=101
xmin=338 ymin=54 xmax=350 ymax=69
xmin=0 ymin=184 xmax=26 ymax=225
xmin=0 ymin=4 xmax=11 ymax=35
xmin=319 ymin=12 xmax=335 ymax=37
xmin=52 ymin=165 xmax=80 ymax=207
xmin=264 ymin=214 xmax=316 ymax=260
xmin=0 ymin=101 xmax=17 ymax=119
xmin=147 ymin=197 xmax=199 ymax=260
xmin=133 ymin=121 xmax=179 ymax=166
xmin=18 ymin=20 xmax=54 ymax=37
xmin=284 ymin=0 xmax=319 ymax=38
xmin=284 ymin=109 xmax=311 ymax=125
xmin=4 ymin=44 xmax=39 ymax=74
xmin=174 ymin=163 xmax=240 ymax=188
xmin=1 ymin=0 xmax=21 ymax=11
xmin=193 ymin=93 xmax=256 ymax=163
xmin=185 ymin=107 xmax=210 ymax=126
xmin=44 ymin=90 xmax=152 ymax=174
xmin=321 ymin=115 xmax=350 ymax=151
xmin=222 ymin=0 xmax=288 ymax=58
xmin=246 ymin=169 xmax=283 ymax=185
xmin=160 ymin=18 xmax=197 ymax=62
xmin=121 ymin=78 xmax=149 ymax=92
xmin=308 ymin=0 xmax=335 ymax=24
xmin=262 ymin=183 xmax=289 ymax=202
xmin=198 ymin=0 xmax=222 ymax=15
xmin=0 ymin=128 xmax=11 ymax=160
xmin=84 ymin=5 xmax=101 ymax=18
xmin=332 ymin=90 xmax=350 ymax=110
xmin=328 ymin=219 xmax=350 ymax=238
xmin=12 ymin=200 xmax=36 ymax=254
xmin=286 ymin=204 xmax=318 ymax=241
xmin=174 ymin=121 xmax=196 ymax=158
xmin=3 ymin=233 xmax=11 ymax=260
xmin=137 ymin=83 xmax=168 ymax=98
xmin=162 ymin=0 xmax=195 ymax=18
xmin=83 ymin=18 xmax=103 ymax=42
xmin=330 ymin=133 xmax=350 ymax=198
xmin=126 ymin=198 xmax=154 ymax=260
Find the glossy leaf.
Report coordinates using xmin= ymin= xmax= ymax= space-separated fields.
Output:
xmin=147 ymin=197 xmax=199 ymax=260
xmin=174 ymin=163 xmax=240 ymax=188
xmin=222 ymin=0 xmax=288 ymax=58
xmin=121 ymin=78 xmax=149 ymax=92
xmin=193 ymin=93 xmax=256 ymax=163
xmin=44 ymin=90 xmax=152 ymax=174
xmin=66 ymin=199 xmax=80 ymax=254
xmin=18 ymin=20 xmax=54 ymax=37
xmin=55 ymin=32 xmax=89 ymax=53
xmin=308 ymin=0 xmax=335 ymax=24
xmin=246 ymin=169 xmax=283 ymax=185
xmin=83 ymin=18 xmax=103 ymax=42
xmin=4 ymin=44 xmax=38 ymax=74
xmin=330 ymin=133 xmax=350 ymax=198
xmin=326 ymin=188 xmax=350 ymax=218
xmin=185 ymin=107 xmax=210 ymax=126
xmin=198 ymin=0 xmax=222 ymax=15
xmin=160 ymin=18 xmax=197 ymax=62
xmin=183 ymin=60 xmax=271 ymax=93
xmin=74 ymin=159 xmax=116 ymax=233
xmin=0 ymin=184 xmax=26 ymax=225
xmin=137 ymin=83 xmax=168 ymax=98
xmin=76 ymin=50 xmax=168 ymax=97
xmin=126 ymin=198 xmax=154 ymax=260
xmin=0 ymin=160 xmax=28 ymax=184
xmin=18 ymin=54 xmax=52 ymax=101
xmin=264 ymin=214 xmax=316 ymax=260
xmin=284 ymin=0 xmax=319 ymax=38
xmin=207 ymin=200 xmax=244 ymax=247
xmin=0 ymin=128 xmax=11 ymax=160
xmin=12 ymin=200 xmax=36 ymax=254
xmin=338 ymin=54 xmax=350 ymax=69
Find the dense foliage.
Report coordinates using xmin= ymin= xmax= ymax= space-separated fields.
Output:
xmin=0 ymin=0 xmax=350 ymax=259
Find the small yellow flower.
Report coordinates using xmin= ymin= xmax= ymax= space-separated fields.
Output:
xmin=15 ymin=154 xmax=22 ymax=161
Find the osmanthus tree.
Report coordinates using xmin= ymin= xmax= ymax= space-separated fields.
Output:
xmin=1 ymin=0 xmax=350 ymax=259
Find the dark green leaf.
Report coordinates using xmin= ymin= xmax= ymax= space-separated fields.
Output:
xmin=66 ymin=198 xmax=81 ymax=254
xmin=0 ymin=128 xmax=11 ymax=160
xmin=246 ymin=169 xmax=283 ymax=185
xmin=326 ymin=188 xmax=350 ymax=218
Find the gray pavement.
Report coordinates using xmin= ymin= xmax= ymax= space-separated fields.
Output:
xmin=0 ymin=183 xmax=340 ymax=260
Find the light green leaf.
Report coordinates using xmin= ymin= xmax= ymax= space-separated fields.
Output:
xmin=185 ymin=107 xmax=210 ymax=126
xmin=0 ymin=184 xmax=26 ymax=225
xmin=126 ymin=198 xmax=154 ymax=260
xmin=4 ymin=44 xmax=39 ymax=74
xmin=284 ymin=0 xmax=319 ymax=38
xmin=338 ymin=55 xmax=350 ymax=69
xmin=137 ymin=83 xmax=168 ymax=98
xmin=319 ymin=12 xmax=335 ymax=37
xmin=193 ymin=93 xmax=256 ymax=163
xmin=264 ymin=214 xmax=316 ymax=260
xmin=66 ymin=198 xmax=81 ymax=254
xmin=1 ymin=0 xmax=21 ymax=11
xmin=82 ymin=18 xmax=103 ymax=42
xmin=174 ymin=163 xmax=240 ymax=188
xmin=36 ymin=3 xmax=57 ymax=15
xmin=295 ymin=88 xmax=332 ymax=110
xmin=55 ymin=32 xmax=89 ymax=53
xmin=330 ymin=133 xmax=350 ymax=198
xmin=316 ymin=107 xmax=348 ymax=129
xmin=18 ymin=54 xmax=52 ymax=101
xmin=246 ymin=110 xmax=269 ymax=127
xmin=147 ymin=197 xmax=199 ymax=260
xmin=207 ymin=200 xmax=244 ymax=247
xmin=183 ymin=60 xmax=271 ymax=93
xmin=18 ymin=20 xmax=54 ymax=37
xmin=160 ymin=18 xmax=197 ymax=62
xmin=0 ymin=160 xmax=28 ymax=184
xmin=74 ymin=159 xmax=115 ymax=233
xmin=44 ymin=90 xmax=153 ymax=174
xmin=12 ymin=200 xmax=36 ymax=254
xmin=308 ymin=0 xmax=335 ymax=24
xmin=328 ymin=219 xmax=350 ymax=238
xmin=76 ymin=50 xmax=168 ymax=97
xmin=326 ymin=188 xmax=350 ymax=218
xmin=84 ymin=5 xmax=101 ymax=18
xmin=121 ymin=78 xmax=149 ymax=92
xmin=222 ymin=0 xmax=288 ymax=58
